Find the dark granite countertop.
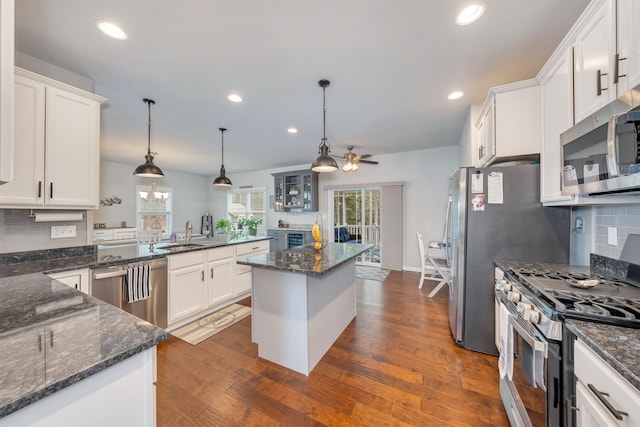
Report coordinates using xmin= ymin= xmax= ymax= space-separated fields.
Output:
xmin=0 ymin=273 xmax=166 ymax=418
xmin=0 ymin=235 xmax=271 ymax=278
xmin=237 ymin=242 xmax=373 ymax=275
xmin=0 ymin=234 xmax=269 ymax=418
xmin=566 ymin=319 xmax=640 ymax=392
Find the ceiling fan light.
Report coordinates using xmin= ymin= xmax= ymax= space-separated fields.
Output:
xmin=134 ymin=99 xmax=164 ymax=177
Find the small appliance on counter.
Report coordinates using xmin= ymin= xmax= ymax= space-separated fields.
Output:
xmin=201 ymin=213 xmax=213 ymax=237
xmin=93 ymin=227 xmax=137 ymax=245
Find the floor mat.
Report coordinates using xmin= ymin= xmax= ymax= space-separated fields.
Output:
xmin=170 ymin=304 xmax=251 ymax=345
xmin=355 ymin=266 xmax=390 ymax=281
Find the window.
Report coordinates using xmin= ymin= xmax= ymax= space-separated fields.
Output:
xmin=136 ymin=184 xmax=173 ymax=237
xmin=227 ymin=188 xmax=267 ymax=230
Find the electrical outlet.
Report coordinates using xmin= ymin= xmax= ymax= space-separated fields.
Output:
xmin=608 ymin=227 xmax=618 ymax=246
xmin=51 ymin=225 xmax=77 ymax=239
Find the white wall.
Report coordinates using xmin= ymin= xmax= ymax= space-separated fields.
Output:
xmin=92 ymin=160 xmax=211 ymax=235
xmin=208 ymin=146 xmax=460 ymax=271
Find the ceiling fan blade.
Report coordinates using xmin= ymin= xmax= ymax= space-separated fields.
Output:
xmin=359 ymin=154 xmax=373 ymax=159
xmin=359 ymin=159 xmax=378 ymax=165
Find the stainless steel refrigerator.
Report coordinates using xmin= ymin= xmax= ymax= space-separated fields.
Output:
xmin=447 ymin=164 xmax=570 ymax=355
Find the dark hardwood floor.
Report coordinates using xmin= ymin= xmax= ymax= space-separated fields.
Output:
xmin=156 ymin=270 xmax=510 ymax=426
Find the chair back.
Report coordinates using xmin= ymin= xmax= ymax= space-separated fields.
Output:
xmin=416 ymin=231 xmax=426 ymax=261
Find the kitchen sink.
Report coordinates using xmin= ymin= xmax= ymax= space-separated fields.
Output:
xmin=157 ymin=243 xmax=203 ymax=252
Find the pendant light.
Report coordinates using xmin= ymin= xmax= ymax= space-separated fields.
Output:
xmin=311 ymin=79 xmax=338 ymax=173
xmin=133 ymin=98 xmax=164 ymax=177
xmin=213 ymin=127 xmax=232 ymax=186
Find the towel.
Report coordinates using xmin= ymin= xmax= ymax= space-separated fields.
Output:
xmin=520 ymin=338 xmax=536 ymax=387
xmin=498 ymin=303 xmax=514 ymax=380
xmin=125 ymin=265 xmax=151 ymax=303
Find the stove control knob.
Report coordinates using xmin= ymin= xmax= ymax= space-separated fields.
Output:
xmin=517 ymin=302 xmax=531 ymax=314
xmin=507 ymin=292 xmax=521 ymax=303
xmin=526 ymin=310 xmax=541 ymax=325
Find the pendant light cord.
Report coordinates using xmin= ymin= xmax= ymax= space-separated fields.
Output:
xmin=219 ymin=128 xmax=226 ymax=167
xmin=144 ymin=98 xmax=155 ymax=156
xmin=322 ymin=85 xmax=327 ymax=147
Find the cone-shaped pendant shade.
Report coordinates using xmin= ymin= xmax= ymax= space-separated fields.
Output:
xmin=134 ymin=98 xmax=164 ymax=177
xmin=213 ymin=128 xmax=232 ymax=186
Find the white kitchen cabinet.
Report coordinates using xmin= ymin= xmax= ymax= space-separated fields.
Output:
xmin=168 ymin=251 xmax=207 ymax=324
xmin=0 ymin=68 xmax=106 ymax=209
xmin=574 ymin=0 xmax=640 ymax=123
xmin=206 ymin=246 xmax=235 ymax=306
xmin=475 ymin=79 xmax=540 ymax=167
xmin=235 ymin=240 xmax=270 ymax=295
xmin=0 ymin=0 xmax=14 ymax=185
xmin=574 ymin=339 xmax=640 ymax=427
xmin=47 ymin=268 xmax=90 ymax=294
xmin=539 ymin=46 xmax=576 ymax=204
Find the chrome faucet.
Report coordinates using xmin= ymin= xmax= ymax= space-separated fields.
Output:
xmin=186 ymin=220 xmax=193 ymax=245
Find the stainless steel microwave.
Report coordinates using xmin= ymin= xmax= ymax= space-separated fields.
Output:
xmin=561 ymin=85 xmax=640 ymax=196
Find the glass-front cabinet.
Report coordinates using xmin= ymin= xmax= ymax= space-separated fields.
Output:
xmin=272 ymin=169 xmax=318 ymax=212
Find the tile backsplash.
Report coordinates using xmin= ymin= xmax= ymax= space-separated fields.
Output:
xmin=0 ymin=209 xmax=88 ymax=254
xmin=594 ymin=204 xmax=640 ymax=259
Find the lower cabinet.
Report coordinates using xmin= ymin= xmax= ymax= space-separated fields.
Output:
xmin=236 ymin=240 xmax=270 ymax=294
xmin=167 ymin=241 xmax=270 ymax=327
xmin=574 ymin=339 xmax=640 ymax=427
xmin=206 ymin=246 xmax=235 ymax=306
xmin=168 ymin=251 xmax=207 ymax=324
xmin=47 ymin=268 xmax=89 ymax=294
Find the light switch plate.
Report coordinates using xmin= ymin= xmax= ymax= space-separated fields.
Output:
xmin=51 ymin=225 xmax=77 ymax=239
xmin=607 ymin=227 xmax=618 ymax=246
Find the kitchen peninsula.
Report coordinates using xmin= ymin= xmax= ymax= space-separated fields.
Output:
xmin=237 ymin=242 xmax=372 ymax=375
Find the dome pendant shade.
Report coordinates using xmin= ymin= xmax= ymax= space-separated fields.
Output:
xmin=213 ymin=127 xmax=232 ymax=186
xmin=311 ymin=79 xmax=338 ymax=173
xmin=133 ymin=98 xmax=164 ymax=177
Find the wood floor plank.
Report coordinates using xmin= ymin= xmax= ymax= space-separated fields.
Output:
xmin=157 ymin=270 xmax=510 ymax=426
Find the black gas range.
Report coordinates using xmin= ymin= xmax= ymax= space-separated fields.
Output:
xmin=506 ymin=264 xmax=640 ymax=329
xmin=494 ymin=256 xmax=640 ymax=427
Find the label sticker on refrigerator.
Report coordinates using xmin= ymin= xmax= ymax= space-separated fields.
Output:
xmin=488 ymin=171 xmax=504 ymax=204
xmin=471 ymin=172 xmax=483 ymax=193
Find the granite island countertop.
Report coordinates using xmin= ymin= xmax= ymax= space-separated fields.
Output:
xmin=0 ymin=234 xmax=270 ymax=418
xmin=0 ymin=273 xmax=166 ymax=418
xmin=566 ymin=319 xmax=640 ymax=392
xmin=237 ymin=242 xmax=373 ymax=275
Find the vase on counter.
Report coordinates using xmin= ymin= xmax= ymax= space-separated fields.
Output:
xmin=248 ymin=228 xmax=257 ymax=236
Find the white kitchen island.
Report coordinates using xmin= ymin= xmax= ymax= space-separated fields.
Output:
xmin=237 ymin=243 xmax=372 ymax=375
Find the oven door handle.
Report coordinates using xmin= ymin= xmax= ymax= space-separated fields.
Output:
xmin=508 ymin=314 xmax=548 ymax=355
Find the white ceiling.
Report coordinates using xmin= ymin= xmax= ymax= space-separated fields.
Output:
xmin=15 ymin=0 xmax=590 ymax=176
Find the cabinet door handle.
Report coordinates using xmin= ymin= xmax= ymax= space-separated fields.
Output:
xmin=587 ymin=383 xmax=629 ymax=420
xmin=596 ymin=69 xmax=608 ymax=96
xmin=49 ymin=330 xmax=54 ymax=348
xmin=210 ymin=268 xmax=214 ymax=279
xmin=37 ymin=181 xmax=42 ymax=198
xmin=613 ymin=53 xmax=627 ymax=84
xmin=201 ymin=270 xmax=205 ymax=282
xmin=38 ymin=334 xmax=42 ymax=352
xmin=50 ymin=182 xmax=54 ymax=199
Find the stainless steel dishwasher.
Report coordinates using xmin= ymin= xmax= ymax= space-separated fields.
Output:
xmin=91 ymin=258 xmax=168 ymax=328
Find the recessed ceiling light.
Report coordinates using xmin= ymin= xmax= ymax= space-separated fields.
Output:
xmin=287 ymin=127 xmax=298 ymax=134
xmin=456 ymin=2 xmax=487 ymax=26
xmin=96 ymin=21 xmax=128 ymax=40
xmin=448 ymin=91 xmax=464 ymax=100
xmin=227 ymin=94 xmax=242 ymax=103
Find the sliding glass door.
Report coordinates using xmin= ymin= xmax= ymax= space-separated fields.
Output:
xmin=333 ymin=188 xmax=381 ymax=265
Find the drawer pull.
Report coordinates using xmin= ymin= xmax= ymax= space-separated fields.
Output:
xmin=596 ymin=69 xmax=608 ymax=96
xmin=587 ymin=383 xmax=629 ymax=420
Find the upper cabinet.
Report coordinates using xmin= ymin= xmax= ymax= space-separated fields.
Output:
xmin=272 ymin=169 xmax=318 ymax=212
xmin=538 ymin=0 xmax=639 ymax=205
xmin=574 ymin=0 xmax=640 ymax=123
xmin=475 ymin=79 xmax=541 ymax=167
xmin=0 ymin=68 xmax=106 ymax=209
xmin=0 ymin=0 xmax=14 ymax=185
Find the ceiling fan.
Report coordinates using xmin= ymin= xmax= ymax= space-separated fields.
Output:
xmin=332 ymin=146 xmax=378 ymax=172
